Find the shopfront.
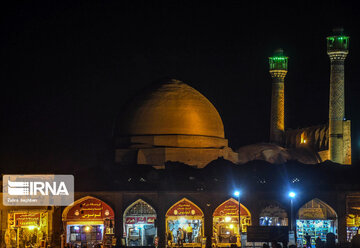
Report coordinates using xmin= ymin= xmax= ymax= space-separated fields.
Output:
xmin=346 ymin=195 xmax=360 ymax=241
xmin=259 ymin=204 xmax=288 ymax=226
xmin=296 ymin=199 xmax=337 ymax=247
xmin=212 ymin=198 xmax=251 ymax=247
xmin=166 ymin=198 xmax=204 ymax=247
xmin=123 ymin=199 xmax=157 ymax=246
xmin=4 ymin=210 xmax=50 ymax=248
xmin=62 ymin=196 xmax=115 ymax=247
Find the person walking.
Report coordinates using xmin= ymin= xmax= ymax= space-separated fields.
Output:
xmin=304 ymin=233 xmax=312 ymax=248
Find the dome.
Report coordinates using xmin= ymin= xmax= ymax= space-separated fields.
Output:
xmin=117 ymin=79 xmax=225 ymax=138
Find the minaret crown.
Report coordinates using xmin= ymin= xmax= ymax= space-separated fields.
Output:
xmin=269 ymin=48 xmax=288 ymax=71
xmin=327 ymin=28 xmax=349 ymax=56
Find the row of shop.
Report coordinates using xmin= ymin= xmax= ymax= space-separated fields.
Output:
xmin=3 ymin=196 xmax=354 ymax=248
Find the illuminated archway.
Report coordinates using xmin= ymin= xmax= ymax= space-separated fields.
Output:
xmin=166 ymin=198 xmax=204 ymax=247
xmin=62 ymin=196 xmax=115 ymax=247
xmin=212 ymin=198 xmax=251 ymax=246
xmin=260 ymin=204 xmax=288 ymax=226
xmin=296 ymin=198 xmax=337 ymax=247
xmin=123 ymin=199 xmax=157 ymax=246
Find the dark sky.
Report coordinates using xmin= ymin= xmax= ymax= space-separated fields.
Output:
xmin=1 ymin=0 xmax=360 ymax=172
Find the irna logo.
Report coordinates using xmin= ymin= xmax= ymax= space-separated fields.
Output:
xmin=8 ymin=180 xmax=69 ymax=196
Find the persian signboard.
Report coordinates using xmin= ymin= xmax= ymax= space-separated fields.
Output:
xmin=166 ymin=198 xmax=203 ymax=217
xmin=14 ymin=213 xmax=41 ymax=227
xmin=125 ymin=217 xmax=156 ymax=224
xmin=64 ymin=196 xmax=115 ymax=221
xmin=213 ymin=198 xmax=250 ymax=216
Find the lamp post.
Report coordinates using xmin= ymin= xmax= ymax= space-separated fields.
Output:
xmin=234 ymin=190 xmax=241 ymax=246
xmin=288 ymin=192 xmax=296 ymax=231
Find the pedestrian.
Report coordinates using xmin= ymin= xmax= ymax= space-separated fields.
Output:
xmin=325 ymin=233 xmax=335 ymax=248
xmin=186 ymin=223 xmax=193 ymax=243
xmin=304 ymin=233 xmax=312 ymax=248
xmin=167 ymin=231 xmax=173 ymax=247
xmin=315 ymin=237 xmax=322 ymax=248
xmin=177 ymin=227 xmax=184 ymax=247
xmin=351 ymin=234 xmax=360 ymax=248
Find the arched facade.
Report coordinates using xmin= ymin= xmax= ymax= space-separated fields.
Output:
xmin=123 ymin=199 xmax=157 ymax=246
xmin=259 ymin=204 xmax=288 ymax=226
xmin=165 ymin=198 xmax=204 ymax=247
xmin=296 ymin=198 xmax=337 ymax=247
xmin=62 ymin=196 xmax=115 ymax=247
xmin=212 ymin=198 xmax=251 ymax=246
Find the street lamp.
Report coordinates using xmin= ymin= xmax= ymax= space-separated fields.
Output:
xmin=288 ymin=191 xmax=296 ymax=231
xmin=234 ymin=190 xmax=241 ymax=245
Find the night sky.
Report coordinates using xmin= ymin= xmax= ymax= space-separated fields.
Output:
xmin=1 ymin=0 xmax=360 ymax=172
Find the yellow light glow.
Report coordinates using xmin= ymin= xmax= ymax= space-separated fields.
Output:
xmin=85 ymin=226 xmax=91 ymax=232
xmin=225 ymin=216 xmax=231 ymax=222
xmin=300 ymin=132 xmax=307 ymax=144
xmin=27 ymin=225 xmax=37 ymax=230
xmin=229 ymin=224 xmax=234 ymax=229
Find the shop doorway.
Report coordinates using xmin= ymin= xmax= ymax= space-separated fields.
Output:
xmin=346 ymin=195 xmax=360 ymax=241
xmin=123 ymin=199 xmax=157 ymax=246
xmin=62 ymin=196 xmax=115 ymax=247
xmin=5 ymin=211 xmax=49 ymax=248
xmin=166 ymin=198 xmax=204 ymax=247
xmin=259 ymin=204 xmax=288 ymax=226
xmin=212 ymin=198 xmax=251 ymax=247
xmin=296 ymin=198 xmax=337 ymax=247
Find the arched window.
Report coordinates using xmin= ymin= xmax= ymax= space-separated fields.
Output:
xmin=166 ymin=198 xmax=204 ymax=247
xmin=260 ymin=204 xmax=288 ymax=226
xmin=123 ymin=199 xmax=157 ymax=246
xmin=62 ymin=196 xmax=115 ymax=247
xmin=296 ymin=198 xmax=337 ymax=247
xmin=212 ymin=198 xmax=251 ymax=245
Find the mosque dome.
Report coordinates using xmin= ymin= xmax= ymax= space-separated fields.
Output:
xmin=117 ymin=79 xmax=225 ymax=138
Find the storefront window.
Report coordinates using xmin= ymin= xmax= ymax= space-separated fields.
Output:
xmin=346 ymin=196 xmax=360 ymax=241
xmin=259 ymin=204 xmax=288 ymax=226
xmin=5 ymin=211 xmax=49 ymax=248
xmin=62 ymin=196 xmax=115 ymax=247
xmin=166 ymin=198 xmax=204 ymax=247
xmin=296 ymin=199 xmax=337 ymax=247
xmin=123 ymin=199 xmax=157 ymax=246
xmin=213 ymin=198 xmax=251 ymax=246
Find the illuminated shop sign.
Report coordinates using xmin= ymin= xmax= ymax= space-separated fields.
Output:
xmin=65 ymin=197 xmax=115 ymax=221
xmin=213 ymin=198 xmax=250 ymax=217
xmin=166 ymin=198 xmax=203 ymax=217
xmin=125 ymin=217 xmax=156 ymax=224
xmin=14 ymin=213 xmax=40 ymax=227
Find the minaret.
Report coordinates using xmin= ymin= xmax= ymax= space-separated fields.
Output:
xmin=269 ymin=49 xmax=288 ymax=145
xmin=327 ymin=28 xmax=349 ymax=164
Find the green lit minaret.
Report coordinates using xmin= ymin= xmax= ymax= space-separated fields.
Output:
xmin=269 ymin=49 xmax=288 ymax=145
xmin=327 ymin=28 xmax=349 ymax=164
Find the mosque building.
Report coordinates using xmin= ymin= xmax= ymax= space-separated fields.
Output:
xmin=1 ymin=29 xmax=359 ymax=248
xmin=114 ymin=28 xmax=352 ymax=168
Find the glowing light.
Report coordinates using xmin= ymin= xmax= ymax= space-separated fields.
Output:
xmin=179 ymin=217 xmax=187 ymax=224
xmin=289 ymin=192 xmax=296 ymax=198
xmin=225 ymin=216 xmax=232 ymax=222
xmin=229 ymin=224 xmax=234 ymax=229
xmin=27 ymin=225 xmax=37 ymax=230
xmin=300 ymin=132 xmax=306 ymax=144
xmin=74 ymin=226 xmax=80 ymax=230
xmin=234 ymin=191 xmax=240 ymax=197
xmin=85 ymin=226 xmax=91 ymax=232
